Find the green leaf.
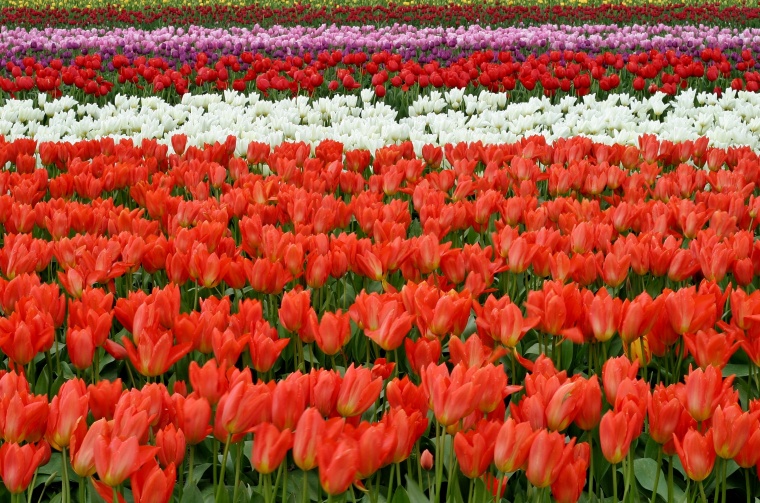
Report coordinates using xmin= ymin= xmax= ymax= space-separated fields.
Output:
xmin=472 ymin=477 xmax=490 ymax=502
xmin=633 ymin=458 xmax=666 ymax=502
xmin=405 ymin=475 xmax=430 ymax=503
xmin=181 ymin=484 xmax=204 ymax=503
xmin=392 ymin=487 xmax=411 ymax=503
xmin=191 ymin=463 xmax=212 ymax=485
xmin=723 ymin=363 xmax=750 ymax=378
xmin=634 ymin=458 xmax=685 ymax=503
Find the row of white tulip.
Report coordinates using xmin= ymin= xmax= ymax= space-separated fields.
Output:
xmin=4 ymin=88 xmax=760 ymax=155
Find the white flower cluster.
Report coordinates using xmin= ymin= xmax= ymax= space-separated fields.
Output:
xmin=4 ymin=89 xmax=760 ymax=155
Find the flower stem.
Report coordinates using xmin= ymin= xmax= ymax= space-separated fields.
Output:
xmin=61 ymin=447 xmax=70 ymax=503
xmin=215 ymin=434 xmax=232 ymax=502
xmin=187 ymin=446 xmax=195 ymax=488
xmin=652 ymin=448 xmax=663 ymax=502
xmin=699 ymin=481 xmax=708 ymax=503
xmin=233 ymin=443 xmax=243 ymax=503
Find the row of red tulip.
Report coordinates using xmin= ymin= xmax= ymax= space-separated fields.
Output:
xmin=0 ymin=346 xmax=753 ymax=503
xmin=3 ymin=48 xmax=759 ymax=100
xmin=0 ymin=133 xmax=756 ymax=501
xmin=1 ymin=3 xmax=755 ymax=28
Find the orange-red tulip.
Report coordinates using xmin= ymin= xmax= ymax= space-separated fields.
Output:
xmin=252 ymin=423 xmax=293 ymax=474
xmin=673 ymin=428 xmax=716 ymax=482
xmin=494 ymin=418 xmax=537 ymax=473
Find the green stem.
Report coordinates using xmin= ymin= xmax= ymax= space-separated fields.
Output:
xmin=187 ymin=446 xmax=195 ymax=488
xmin=699 ymin=481 xmax=708 ymax=503
xmin=388 ymin=463 xmax=396 ymax=503
xmin=746 ymin=469 xmax=752 ymax=503
xmin=722 ymin=457 xmax=727 ymax=503
xmin=714 ymin=459 xmax=722 ymax=503
xmin=588 ymin=432 xmax=595 ymax=503
xmin=61 ymin=447 xmax=70 ymax=503
xmin=215 ymin=434 xmax=232 ymax=502
xmin=668 ymin=456 xmax=674 ymax=503
xmin=272 ymin=464 xmax=284 ymax=503
xmin=282 ymin=460 xmax=289 ymax=503
xmin=652 ymin=449 xmax=663 ymax=503
xmin=613 ymin=463 xmax=618 ymax=503
xmin=233 ymin=443 xmax=243 ymax=503
xmin=302 ymin=471 xmax=309 ymax=503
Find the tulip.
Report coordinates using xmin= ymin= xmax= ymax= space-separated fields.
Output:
xmin=252 ymin=423 xmax=293 ymax=475
xmin=734 ymin=421 xmax=760 ymax=468
xmin=293 ymin=408 xmax=325 ymax=472
xmin=453 ymin=420 xmax=500 ymax=479
xmin=494 ymin=418 xmax=537 ymax=473
xmin=336 ymin=364 xmax=383 ymax=418
xmin=420 ymin=449 xmax=434 ymax=470
xmin=94 ymin=434 xmax=159 ymax=487
xmin=88 ymin=378 xmax=123 ymax=421
xmin=680 ymin=365 xmax=734 ymax=422
xmin=215 ymin=381 xmax=272 ymax=443
xmin=602 ymin=356 xmax=639 ymax=405
xmin=355 ymin=422 xmax=396 ymax=479
xmin=673 ymin=428 xmax=716 ymax=482
xmin=318 ymin=435 xmax=358 ymax=496
xmin=45 ymin=378 xmax=88 ymax=451
xmin=525 ymin=429 xmax=574 ymax=488
xmin=188 ymin=360 xmax=228 ymax=406
xmin=70 ymin=419 xmax=110 ymax=478
xmin=712 ymin=404 xmax=756 ymax=459
xmin=404 ymin=337 xmax=441 ymax=375
xmin=0 ymin=441 xmax=51 ymax=494
xmin=599 ymin=409 xmax=639 ymax=464
xmin=178 ymin=395 xmax=212 ymax=446
xmin=0 ymin=392 xmax=49 ymax=444
xmin=314 ymin=310 xmax=352 ymax=356
xmin=421 ymin=363 xmax=477 ymax=427
xmin=574 ymin=375 xmax=601 ymax=430
xmin=545 ymin=379 xmax=586 ymax=432
xmin=551 ymin=443 xmax=589 ymax=503
xmin=130 ymin=459 xmax=176 ymax=503
xmin=648 ymin=384 xmax=685 ymax=446
xmin=121 ymin=328 xmax=192 ymax=377
xmin=156 ymin=424 xmax=186 ymax=468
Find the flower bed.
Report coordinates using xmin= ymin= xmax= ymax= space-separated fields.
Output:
xmin=0 ymin=133 xmax=756 ymax=502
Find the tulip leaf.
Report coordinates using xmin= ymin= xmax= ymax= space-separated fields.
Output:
xmin=180 ymin=483 xmax=204 ymax=503
xmin=634 ymin=458 xmax=685 ymax=503
xmin=391 ymin=487 xmax=410 ymax=503
xmin=404 ymin=475 xmax=430 ymax=503
xmin=60 ymin=361 xmax=75 ymax=380
xmin=34 ymin=370 xmax=49 ymax=395
xmin=722 ymin=363 xmax=750 ymax=378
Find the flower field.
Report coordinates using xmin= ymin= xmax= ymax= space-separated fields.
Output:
xmin=1 ymin=2 xmax=760 ymax=503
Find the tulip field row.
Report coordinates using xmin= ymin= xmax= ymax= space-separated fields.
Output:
xmin=5 ymin=89 xmax=760 ymax=152
xmin=0 ymin=130 xmax=757 ymax=503
xmin=0 ymin=4 xmax=758 ymax=28
xmin=3 ymin=3 xmax=760 ymax=503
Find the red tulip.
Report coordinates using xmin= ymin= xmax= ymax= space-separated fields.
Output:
xmin=673 ymin=428 xmax=716 ymax=481
xmin=337 ymin=364 xmax=383 ymax=418
xmin=0 ymin=441 xmax=50 ymax=494
xmin=494 ymin=418 xmax=537 ymax=473
xmin=453 ymin=420 xmax=500 ymax=478
xmin=293 ymin=408 xmax=325 ymax=471
xmin=45 ymin=378 xmax=88 ymax=451
xmin=252 ymin=423 xmax=293 ymax=475
xmin=525 ymin=429 xmax=575 ymax=488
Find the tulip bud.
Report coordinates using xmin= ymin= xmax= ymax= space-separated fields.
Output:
xmin=420 ymin=449 xmax=434 ymax=470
